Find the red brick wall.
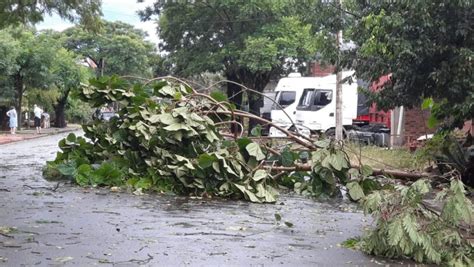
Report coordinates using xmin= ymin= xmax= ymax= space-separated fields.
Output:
xmin=309 ymin=62 xmax=335 ymax=77
xmin=403 ymin=107 xmax=435 ymax=143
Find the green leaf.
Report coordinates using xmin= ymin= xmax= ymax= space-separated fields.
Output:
xmin=252 ymin=170 xmax=267 ymax=181
xmin=281 ymin=148 xmax=295 ymax=167
xmin=274 ymin=213 xmax=282 ymax=221
xmin=57 ymin=162 xmax=77 ymax=177
xmin=360 ymin=179 xmax=381 ymax=194
xmin=237 ymin=137 xmax=252 ymax=151
xmin=246 ymin=143 xmax=265 ymax=161
xmin=250 ymin=125 xmax=262 ymax=137
xmin=341 ymin=237 xmax=360 ymax=249
xmin=164 ymin=123 xmax=189 ymax=131
xmin=360 ymin=165 xmax=373 ymax=177
xmin=284 ymin=221 xmax=294 ymax=228
xmin=421 ymin=98 xmax=433 ymax=110
xmin=198 ymin=153 xmax=216 ymax=168
xmin=135 ymin=177 xmax=152 ymax=190
xmin=329 ymin=154 xmax=345 ymax=171
xmin=315 ymin=139 xmax=330 ymax=148
xmin=387 ymin=218 xmax=404 ymax=246
xmin=210 ymin=91 xmax=228 ymax=102
xmin=346 ymin=181 xmax=365 ymax=201
xmin=427 ymin=115 xmax=438 ymax=129
xmin=75 ymin=164 xmax=92 ymax=186
xmin=66 ymin=133 xmax=76 ymax=143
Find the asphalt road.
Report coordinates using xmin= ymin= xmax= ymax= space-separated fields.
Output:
xmin=0 ymin=132 xmax=412 ymax=266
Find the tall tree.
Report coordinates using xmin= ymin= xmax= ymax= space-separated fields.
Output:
xmin=346 ymin=0 xmax=473 ymax=128
xmin=0 ymin=0 xmax=102 ymax=30
xmin=140 ymin=0 xmax=318 ymax=131
xmin=0 ymin=30 xmax=20 ymax=102
xmin=0 ymin=27 xmax=59 ymax=128
xmin=51 ymin=48 xmax=90 ymax=128
xmin=61 ymin=21 xmax=156 ymax=77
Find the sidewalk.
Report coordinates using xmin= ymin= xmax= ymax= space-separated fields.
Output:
xmin=0 ymin=124 xmax=81 ymax=145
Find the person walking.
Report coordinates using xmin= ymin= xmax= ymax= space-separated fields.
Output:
xmin=33 ymin=104 xmax=43 ymax=134
xmin=6 ymin=106 xmax=17 ymax=135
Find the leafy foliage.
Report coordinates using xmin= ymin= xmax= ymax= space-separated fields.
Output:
xmin=45 ymin=76 xmax=277 ymax=203
xmin=347 ymin=0 xmax=473 ymax=127
xmin=416 ymin=132 xmax=474 ymax=187
xmin=358 ymin=179 xmax=473 ymax=266
xmin=61 ymin=21 xmax=157 ymax=77
xmin=140 ymin=0 xmax=318 ymax=129
xmin=284 ymin=140 xmax=380 ymax=199
xmin=0 ymin=0 xmax=102 ymax=30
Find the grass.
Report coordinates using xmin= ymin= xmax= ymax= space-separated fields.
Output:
xmin=345 ymin=142 xmax=428 ymax=171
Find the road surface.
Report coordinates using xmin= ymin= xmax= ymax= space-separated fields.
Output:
xmin=0 ymin=132 xmax=411 ymax=266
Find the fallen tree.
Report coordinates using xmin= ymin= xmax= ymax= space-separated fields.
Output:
xmin=42 ymin=76 xmax=473 ymax=266
xmin=43 ymin=75 xmax=439 ymax=201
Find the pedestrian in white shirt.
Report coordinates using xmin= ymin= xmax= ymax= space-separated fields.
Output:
xmin=33 ymin=104 xmax=43 ymax=134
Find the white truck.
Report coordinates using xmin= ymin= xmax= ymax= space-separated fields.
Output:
xmin=269 ymin=71 xmax=358 ymax=136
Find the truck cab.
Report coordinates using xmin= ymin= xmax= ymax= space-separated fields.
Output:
xmin=269 ymin=74 xmax=322 ymax=136
xmin=295 ymin=71 xmax=358 ymax=133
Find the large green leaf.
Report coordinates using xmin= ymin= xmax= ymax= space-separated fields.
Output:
xmin=281 ymin=148 xmax=295 ymax=167
xmin=315 ymin=139 xmax=330 ymax=148
xmin=237 ymin=137 xmax=252 ymax=151
xmin=198 ymin=153 xmax=216 ymax=168
xmin=252 ymin=170 xmax=267 ymax=181
xmin=346 ymin=181 xmax=365 ymax=201
xmin=329 ymin=153 xmax=345 ymax=171
xmin=360 ymin=165 xmax=373 ymax=177
xmin=57 ymin=162 xmax=77 ymax=177
xmin=246 ymin=143 xmax=265 ymax=161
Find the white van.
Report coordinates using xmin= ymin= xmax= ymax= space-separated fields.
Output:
xmin=270 ymin=74 xmax=322 ymax=136
xmin=270 ymin=71 xmax=358 ymax=136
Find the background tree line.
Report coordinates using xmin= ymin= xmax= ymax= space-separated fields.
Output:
xmin=141 ymin=0 xmax=472 ymax=129
xmin=0 ymin=0 xmax=472 ymax=129
xmin=0 ymin=20 xmax=158 ymax=128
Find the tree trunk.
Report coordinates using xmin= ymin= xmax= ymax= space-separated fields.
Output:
xmin=226 ymin=72 xmax=243 ymax=134
xmin=14 ymin=73 xmax=23 ymax=130
xmin=54 ymin=89 xmax=70 ymax=128
xmin=240 ymin=70 xmax=270 ymax=135
xmin=54 ymin=101 xmax=67 ymax=128
xmin=226 ymin=68 xmax=271 ymax=135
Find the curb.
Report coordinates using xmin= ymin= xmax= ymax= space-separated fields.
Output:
xmin=0 ymin=127 xmax=81 ymax=145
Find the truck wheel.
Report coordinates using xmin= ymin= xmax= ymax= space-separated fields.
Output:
xmin=324 ymin=128 xmax=335 ymax=139
xmin=374 ymin=133 xmax=390 ymax=147
xmin=324 ymin=128 xmax=347 ymax=139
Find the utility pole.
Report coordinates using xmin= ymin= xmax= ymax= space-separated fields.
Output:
xmin=335 ymin=0 xmax=343 ymax=141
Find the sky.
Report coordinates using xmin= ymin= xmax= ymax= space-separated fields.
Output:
xmin=36 ymin=0 xmax=159 ymax=45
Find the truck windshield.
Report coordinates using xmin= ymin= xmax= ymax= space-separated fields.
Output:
xmin=273 ymin=91 xmax=296 ymax=109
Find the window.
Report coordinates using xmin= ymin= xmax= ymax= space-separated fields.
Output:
xmin=314 ymin=91 xmax=332 ymax=106
xmin=275 ymin=91 xmax=296 ymax=108
xmin=298 ymin=89 xmax=315 ymax=107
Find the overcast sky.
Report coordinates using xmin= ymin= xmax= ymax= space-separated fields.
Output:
xmin=37 ymin=0 xmax=159 ymax=45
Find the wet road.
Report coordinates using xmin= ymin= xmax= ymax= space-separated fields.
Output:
xmin=0 ymin=132 xmax=408 ymax=266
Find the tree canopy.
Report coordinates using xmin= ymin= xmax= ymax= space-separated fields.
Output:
xmin=0 ymin=0 xmax=102 ymax=30
xmin=0 ymin=27 xmax=60 ymax=127
xmin=141 ymin=0 xmax=319 ymax=127
xmin=0 ymin=27 xmax=91 ymax=128
xmin=61 ymin=20 xmax=157 ymax=77
xmin=346 ymin=0 xmax=473 ymax=127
